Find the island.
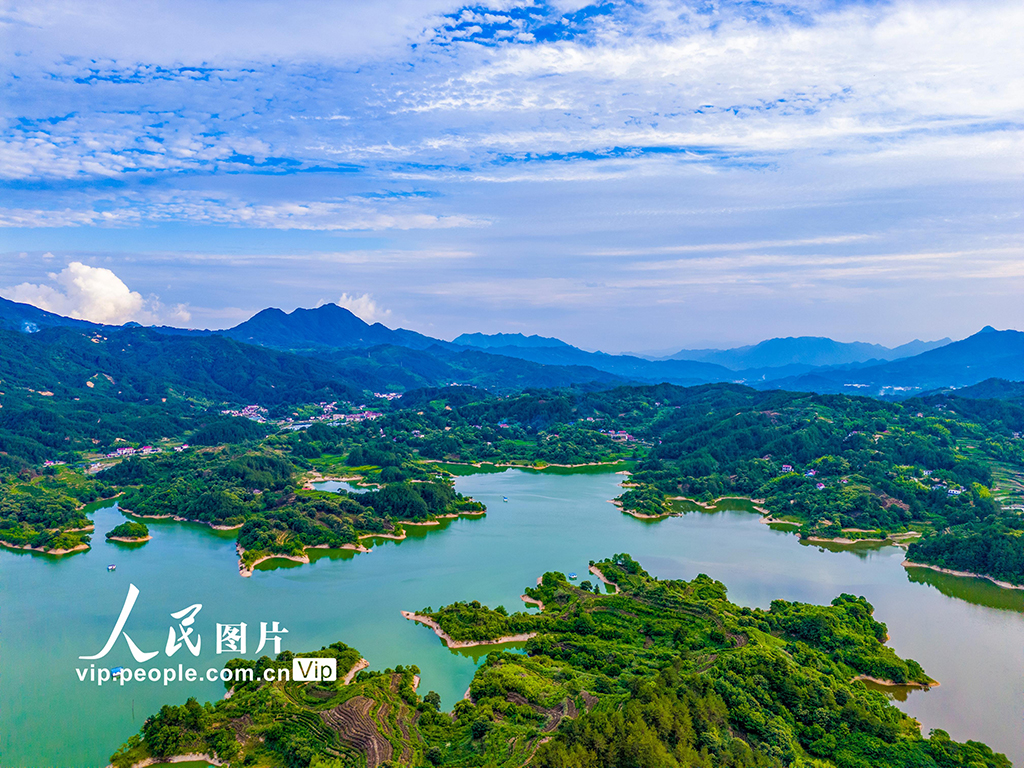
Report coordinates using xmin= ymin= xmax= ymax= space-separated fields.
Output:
xmin=105 ymin=520 xmax=151 ymax=543
xmin=109 ymin=553 xmax=1007 ymax=768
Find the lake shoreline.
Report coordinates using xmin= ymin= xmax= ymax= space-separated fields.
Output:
xmin=588 ymin=565 xmax=618 ymax=592
xmin=853 ymin=674 xmax=939 ymax=689
xmin=400 ymin=611 xmax=537 ymax=648
xmin=429 ymin=459 xmax=629 ymax=471
xmin=237 ymin=542 xmax=370 ymax=577
xmin=111 ymin=752 xmax=225 ymax=768
xmin=303 ymin=471 xmax=364 ymax=487
xmin=342 ymin=657 xmax=369 ymax=685
xmin=521 ymin=594 xmax=545 ymax=611
xmin=122 ymin=509 xmax=243 ymax=531
xmin=902 ymin=560 xmax=1024 ymax=591
xmin=803 ymin=530 xmax=922 ymax=547
xmin=669 ymin=495 xmax=770 ymax=513
xmin=0 ymin=539 xmax=90 ymax=556
xmin=612 ymin=498 xmax=675 ymax=519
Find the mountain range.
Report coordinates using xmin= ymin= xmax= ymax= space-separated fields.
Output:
xmin=662 ymin=335 xmax=950 ymax=370
xmin=1 ymin=295 xmax=1021 ymax=400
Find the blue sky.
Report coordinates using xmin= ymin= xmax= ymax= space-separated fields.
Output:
xmin=0 ymin=0 xmax=1021 ymax=352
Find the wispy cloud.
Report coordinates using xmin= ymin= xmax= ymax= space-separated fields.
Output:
xmin=0 ymin=193 xmax=489 ymax=231
xmin=2 ymin=1 xmax=1020 ymax=183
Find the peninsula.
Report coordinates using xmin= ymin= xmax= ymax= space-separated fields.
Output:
xmin=110 ymin=554 xmax=1006 ymax=768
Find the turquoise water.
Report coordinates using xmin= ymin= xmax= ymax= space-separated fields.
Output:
xmin=1 ymin=469 xmax=1022 ymax=767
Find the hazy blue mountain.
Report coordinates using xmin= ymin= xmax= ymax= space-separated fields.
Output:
xmin=762 ymin=327 xmax=1024 ymax=396
xmin=456 ymin=344 xmax=735 ymax=386
xmin=326 ymin=345 xmax=626 ymax=394
xmin=220 ymin=304 xmax=443 ymax=351
xmin=669 ymin=335 xmax=950 ymax=370
xmin=5 ymin=296 xmax=1016 ymax=398
xmin=0 ymin=295 xmax=100 ymax=334
xmin=453 ymin=332 xmax=573 ymax=350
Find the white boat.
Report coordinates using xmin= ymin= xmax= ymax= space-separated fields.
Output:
xmin=107 ymin=564 xmax=116 ymax=571
xmin=502 ymin=496 xmax=509 ymax=502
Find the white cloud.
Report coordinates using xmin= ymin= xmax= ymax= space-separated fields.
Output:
xmin=0 ymin=194 xmax=489 ymax=231
xmin=2 ymin=261 xmax=191 ymax=325
xmin=0 ymin=0 xmax=1021 ymax=349
xmin=335 ymin=293 xmax=392 ymax=324
xmin=2 ymin=0 xmax=1021 ymax=185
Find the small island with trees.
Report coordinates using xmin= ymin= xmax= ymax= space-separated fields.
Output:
xmin=105 ymin=520 xmax=151 ymax=543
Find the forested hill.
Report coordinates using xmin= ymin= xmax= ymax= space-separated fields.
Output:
xmin=0 ymin=294 xmax=101 ymax=333
xmin=0 ymin=325 xmax=626 ymax=466
xmin=0 ymin=326 xmax=365 ymax=406
xmin=221 ymin=303 xmax=442 ymax=351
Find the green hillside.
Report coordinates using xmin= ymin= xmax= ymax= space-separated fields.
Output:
xmin=111 ymin=555 xmax=1008 ymax=768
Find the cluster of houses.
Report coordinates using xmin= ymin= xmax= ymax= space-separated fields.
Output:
xmin=222 ymin=404 xmax=270 ymax=422
xmin=329 ymin=410 xmax=383 ymax=423
xmin=602 ymin=429 xmax=635 ymax=442
xmin=373 ymin=392 xmax=403 ymax=401
xmin=106 ymin=445 xmax=161 ymax=459
xmin=915 ymin=469 xmax=965 ymax=496
xmin=778 ymin=463 xmax=849 ymax=491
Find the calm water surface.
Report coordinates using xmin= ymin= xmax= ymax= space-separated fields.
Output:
xmin=1 ymin=469 xmax=1022 ymax=767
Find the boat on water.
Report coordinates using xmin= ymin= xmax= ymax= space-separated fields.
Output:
xmin=107 ymin=564 xmax=116 ymax=571
xmin=502 ymin=496 xmax=509 ymax=502
xmin=568 ymin=572 xmax=578 ymax=580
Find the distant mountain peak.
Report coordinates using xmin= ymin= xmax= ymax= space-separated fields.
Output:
xmin=979 ymin=325 xmax=998 ymax=333
xmin=220 ymin=302 xmax=440 ymax=351
xmin=666 ymin=335 xmax=952 ymax=371
xmin=453 ymin=332 xmax=573 ymax=350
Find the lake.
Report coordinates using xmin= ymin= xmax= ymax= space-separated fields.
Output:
xmin=1 ymin=468 xmax=1022 ymax=767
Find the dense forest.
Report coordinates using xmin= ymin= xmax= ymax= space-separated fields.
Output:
xmin=111 ymin=554 xmax=1008 ymax=768
xmin=906 ymin=518 xmax=1024 ymax=586
xmin=2 ymin=371 xmax=1022 ymax=585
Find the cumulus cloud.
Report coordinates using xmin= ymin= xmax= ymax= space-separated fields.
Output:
xmin=335 ymin=293 xmax=392 ymax=324
xmin=2 ymin=261 xmax=191 ymax=325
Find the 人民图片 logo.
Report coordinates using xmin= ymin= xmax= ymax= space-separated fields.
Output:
xmin=75 ymin=583 xmax=298 ymax=686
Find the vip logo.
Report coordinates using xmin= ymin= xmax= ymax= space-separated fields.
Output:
xmin=292 ymin=657 xmax=337 ymax=682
